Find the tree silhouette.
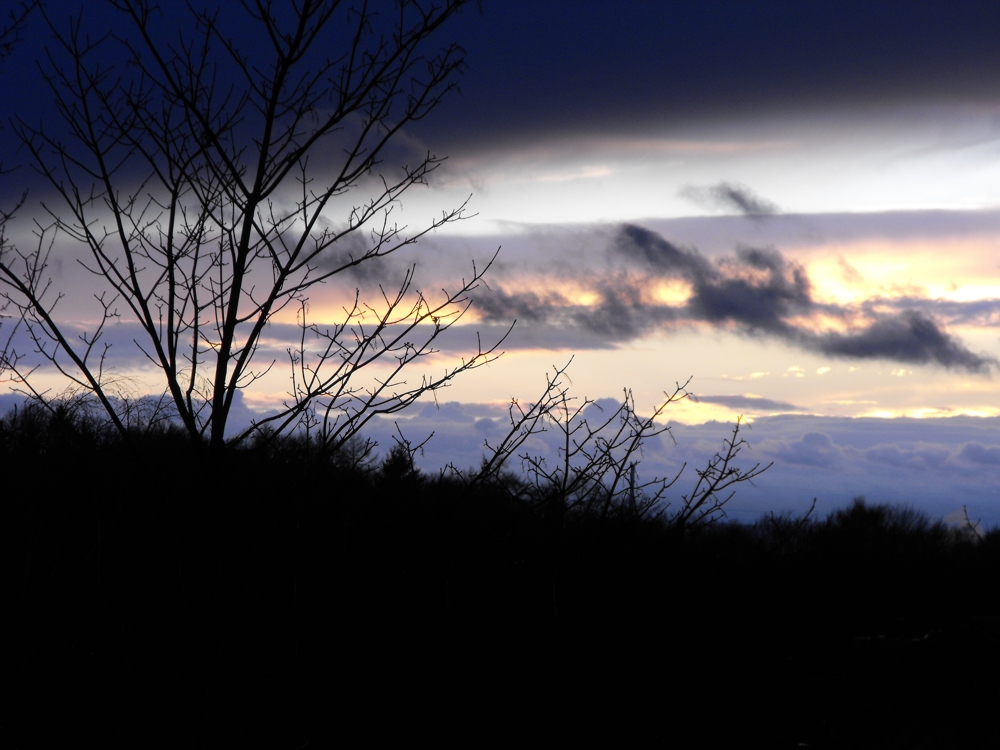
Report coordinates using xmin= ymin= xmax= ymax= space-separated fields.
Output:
xmin=453 ymin=359 xmax=771 ymax=530
xmin=1 ymin=0 xmax=495 ymax=451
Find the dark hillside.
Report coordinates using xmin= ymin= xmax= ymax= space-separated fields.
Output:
xmin=2 ymin=409 xmax=998 ymax=746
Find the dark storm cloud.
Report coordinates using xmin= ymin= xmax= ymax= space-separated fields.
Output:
xmin=809 ymin=311 xmax=997 ymax=373
xmin=690 ymin=246 xmax=811 ymax=334
xmin=570 ymin=283 xmax=679 ymax=339
xmin=472 ymin=287 xmax=566 ymax=324
xmin=614 ymin=225 xmax=814 ymax=335
xmin=12 ymin=222 xmax=994 ymax=374
xmin=420 ymin=1 xmax=1000 ymax=152
xmin=9 ymin=3 xmax=1000 ymax=197
xmin=613 ymin=225 xmax=812 ymax=335
xmin=860 ymin=297 xmax=1000 ymax=328
xmin=615 ymin=224 xmax=711 ymax=276
xmin=694 ymin=395 xmax=805 ymax=413
xmin=472 ymin=281 xmax=678 ymax=342
xmin=679 ymin=182 xmax=779 ymax=217
xmin=472 ymin=224 xmax=996 ymax=373
xmin=615 ymin=225 xmax=995 ymax=373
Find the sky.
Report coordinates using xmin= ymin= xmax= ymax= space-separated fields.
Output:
xmin=2 ymin=1 xmax=1000 ymax=525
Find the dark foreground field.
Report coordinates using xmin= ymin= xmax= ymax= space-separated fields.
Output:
xmin=3 ymin=413 xmax=998 ymax=747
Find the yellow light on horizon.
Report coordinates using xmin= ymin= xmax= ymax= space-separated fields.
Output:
xmin=858 ymin=406 xmax=1000 ymax=419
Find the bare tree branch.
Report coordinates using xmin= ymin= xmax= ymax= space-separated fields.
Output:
xmin=2 ymin=0 xmax=483 ymax=450
xmin=453 ymin=360 xmax=769 ymax=531
xmin=0 ymin=0 xmax=38 ymax=67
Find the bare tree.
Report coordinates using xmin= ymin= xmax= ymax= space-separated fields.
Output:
xmin=453 ymin=359 xmax=771 ymax=531
xmin=443 ymin=360 xmax=770 ymax=623
xmin=1 ymin=0 xmax=498 ymax=451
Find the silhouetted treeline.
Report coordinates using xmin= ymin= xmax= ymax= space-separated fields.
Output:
xmin=3 ymin=405 xmax=998 ymax=747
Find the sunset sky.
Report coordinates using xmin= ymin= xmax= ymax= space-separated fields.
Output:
xmin=3 ymin=1 xmax=1000 ymax=524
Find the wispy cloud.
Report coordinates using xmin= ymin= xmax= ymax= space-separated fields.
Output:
xmin=694 ymin=394 xmax=806 ymax=412
xmin=679 ymin=181 xmax=780 ymax=217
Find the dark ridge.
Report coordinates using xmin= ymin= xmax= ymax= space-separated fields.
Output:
xmin=3 ymin=407 xmax=998 ymax=746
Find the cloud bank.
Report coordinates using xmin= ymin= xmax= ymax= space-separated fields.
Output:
xmin=694 ymin=394 xmax=805 ymax=412
xmin=470 ymin=223 xmax=998 ymax=373
xmin=347 ymin=403 xmax=1000 ymax=527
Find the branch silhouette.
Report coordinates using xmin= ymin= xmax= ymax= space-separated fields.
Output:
xmin=1 ymin=0 xmax=489 ymax=451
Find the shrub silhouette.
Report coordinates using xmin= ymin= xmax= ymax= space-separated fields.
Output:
xmin=827 ymin=495 xmax=941 ymax=538
xmin=378 ymin=442 xmax=421 ymax=486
